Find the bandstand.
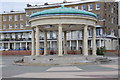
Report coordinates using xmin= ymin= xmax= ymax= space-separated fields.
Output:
xmin=29 ymin=5 xmax=97 ymax=57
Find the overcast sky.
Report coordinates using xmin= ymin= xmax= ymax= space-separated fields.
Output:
xmin=0 ymin=0 xmax=119 ymax=12
xmin=0 ymin=0 xmax=79 ymax=12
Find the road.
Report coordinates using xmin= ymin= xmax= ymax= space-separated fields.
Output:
xmin=1 ymin=55 xmax=119 ymax=78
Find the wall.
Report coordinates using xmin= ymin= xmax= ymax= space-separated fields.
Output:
xmin=0 ymin=50 xmax=119 ymax=55
xmin=105 ymin=38 xmax=118 ymax=50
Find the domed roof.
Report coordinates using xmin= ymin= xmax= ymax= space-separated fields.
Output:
xmin=30 ymin=5 xmax=97 ymax=18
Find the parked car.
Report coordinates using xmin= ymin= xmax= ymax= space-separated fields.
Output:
xmin=14 ymin=47 xmax=26 ymax=51
xmin=40 ymin=48 xmax=44 ymax=50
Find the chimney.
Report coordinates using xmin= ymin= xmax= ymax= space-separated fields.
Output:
xmin=27 ymin=4 xmax=31 ymax=7
xmin=44 ymin=2 xmax=48 ymax=5
xmin=63 ymin=0 xmax=67 ymax=3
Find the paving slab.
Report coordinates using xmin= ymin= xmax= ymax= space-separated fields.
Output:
xmin=100 ymin=65 xmax=118 ymax=69
xmin=46 ymin=66 xmax=82 ymax=71
xmin=12 ymin=71 xmax=118 ymax=78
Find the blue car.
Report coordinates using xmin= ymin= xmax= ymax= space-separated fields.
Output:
xmin=15 ymin=47 xmax=26 ymax=50
xmin=40 ymin=48 xmax=44 ymax=50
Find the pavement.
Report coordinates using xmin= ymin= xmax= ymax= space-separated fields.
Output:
xmin=1 ymin=55 xmax=119 ymax=78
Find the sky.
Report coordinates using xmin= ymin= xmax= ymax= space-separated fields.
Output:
xmin=0 ymin=0 xmax=79 ymax=12
xmin=0 ymin=0 xmax=119 ymax=12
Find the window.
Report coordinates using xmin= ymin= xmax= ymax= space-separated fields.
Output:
xmin=32 ymin=11 xmax=37 ymax=13
xmin=9 ymin=16 xmax=12 ymax=21
xmin=71 ymin=31 xmax=74 ymax=39
xmin=9 ymin=24 xmax=12 ymax=29
xmin=88 ymin=30 xmax=92 ymax=36
xmin=112 ymin=18 xmax=114 ymax=23
xmin=14 ymin=15 xmax=18 ymax=21
xmin=96 ymin=29 xmax=101 ymax=36
xmin=96 ymin=3 xmax=100 ymax=10
xmin=81 ymin=5 xmax=86 ymax=10
xmin=3 ymin=24 xmax=6 ymax=29
xmin=96 ymin=40 xmax=99 ymax=47
xmin=26 ymin=21 xmax=29 ymax=26
xmin=75 ymin=6 xmax=78 ymax=9
xmin=3 ymin=16 xmax=7 ymax=21
xmin=88 ymin=4 xmax=93 ymax=11
xmin=20 ymin=23 xmax=24 ymax=29
xmin=111 ymin=8 xmax=113 ymax=13
xmin=26 ymin=12 xmax=29 ymax=16
xmin=50 ymin=31 xmax=53 ymax=39
xmin=14 ymin=24 xmax=18 ymax=29
xmin=96 ymin=14 xmax=101 ymax=20
xmin=20 ymin=15 xmax=23 ymax=20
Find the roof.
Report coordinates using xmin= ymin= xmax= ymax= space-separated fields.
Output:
xmin=25 ymin=0 xmax=98 ymax=9
xmin=96 ymin=25 xmax=103 ymax=28
xmin=0 ymin=30 xmax=32 ymax=33
xmin=30 ymin=5 xmax=97 ymax=18
xmin=0 ymin=11 xmax=25 ymax=15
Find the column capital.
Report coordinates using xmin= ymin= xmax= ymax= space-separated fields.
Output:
xmin=84 ymin=24 xmax=88 ymax=27
xmin=43 ymin=30 xmax=47 ymax=33
xmin=92 ymin=27 xmax=96 ymax=29
xmin=58 ymin=24 xmax=62 ymax=28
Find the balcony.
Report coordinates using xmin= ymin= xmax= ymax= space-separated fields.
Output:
xmin=0 ymin=38 xmax=32 ymax=41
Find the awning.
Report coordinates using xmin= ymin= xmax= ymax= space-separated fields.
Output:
xmin=96 ymin=25 xmax=103 ymax=28
xmin=0 ymin=30 xmax=32 ymax=33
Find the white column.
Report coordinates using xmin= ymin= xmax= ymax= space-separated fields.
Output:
xmin=2 ymin=43 xmax=4 ymax=47
xmin=58 ymin=24 xmax=63 ymax=56
xmin=8 ymin=43 xmax=10 ymax=49
xmin=20 ymin=42 xmax=22 ymax=48
xmin=92 ymin=27 xmax=97 ymax=56
xmin=44 ymin=31 xmax=47 ymax=55
xmin=64 ymin=31 xmax=67 ymax=54
xmin=83 ymin=25 xmax=88 ymax=56
xmin=111 ymin=39 xmax=113 ymax=50
xmin=31 ymin=28 xmax=35 ymax=55
xmin=70 ymin=31 xmax=72 ymax=50
xmin=82 ymin=29 xmax=84 ymax=54
xmin=69 ymin=40 xmax=71 ymax=50
xmin=76 ymin=40 xmax=79 ymax=50
xmin=99 ymin=39 xmax=101 ymax=48
xmin=90 ymin=40 xmax=92 ymax=48
xmin=36 ymin=27 xmax=40 ymax=56
xmin=50 ymin=41 xmax=52 ymax=50
xmin=14 ymin=42 xmax=16 ymax=49
xmin=26 ymin=42 xmax=27 ymax=50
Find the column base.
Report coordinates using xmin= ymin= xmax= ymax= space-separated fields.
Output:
xmin=58 ymin=54 xmax=63 ymax=57
xmin=44 ymin=54 xmax=48 ymax=56
xmin=92 ymin=54 xmax=97 ymax=56
xmin=84 ymin=54 xmax=88 ymax=56
xmin=35 ymin=55 xmax=40 ymax=57
xmin=31 ymin=55 xmax=35 ymax=56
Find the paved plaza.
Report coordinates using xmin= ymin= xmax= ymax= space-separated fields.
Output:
xmin=0 ymin=55 xmax=119 ymax=78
